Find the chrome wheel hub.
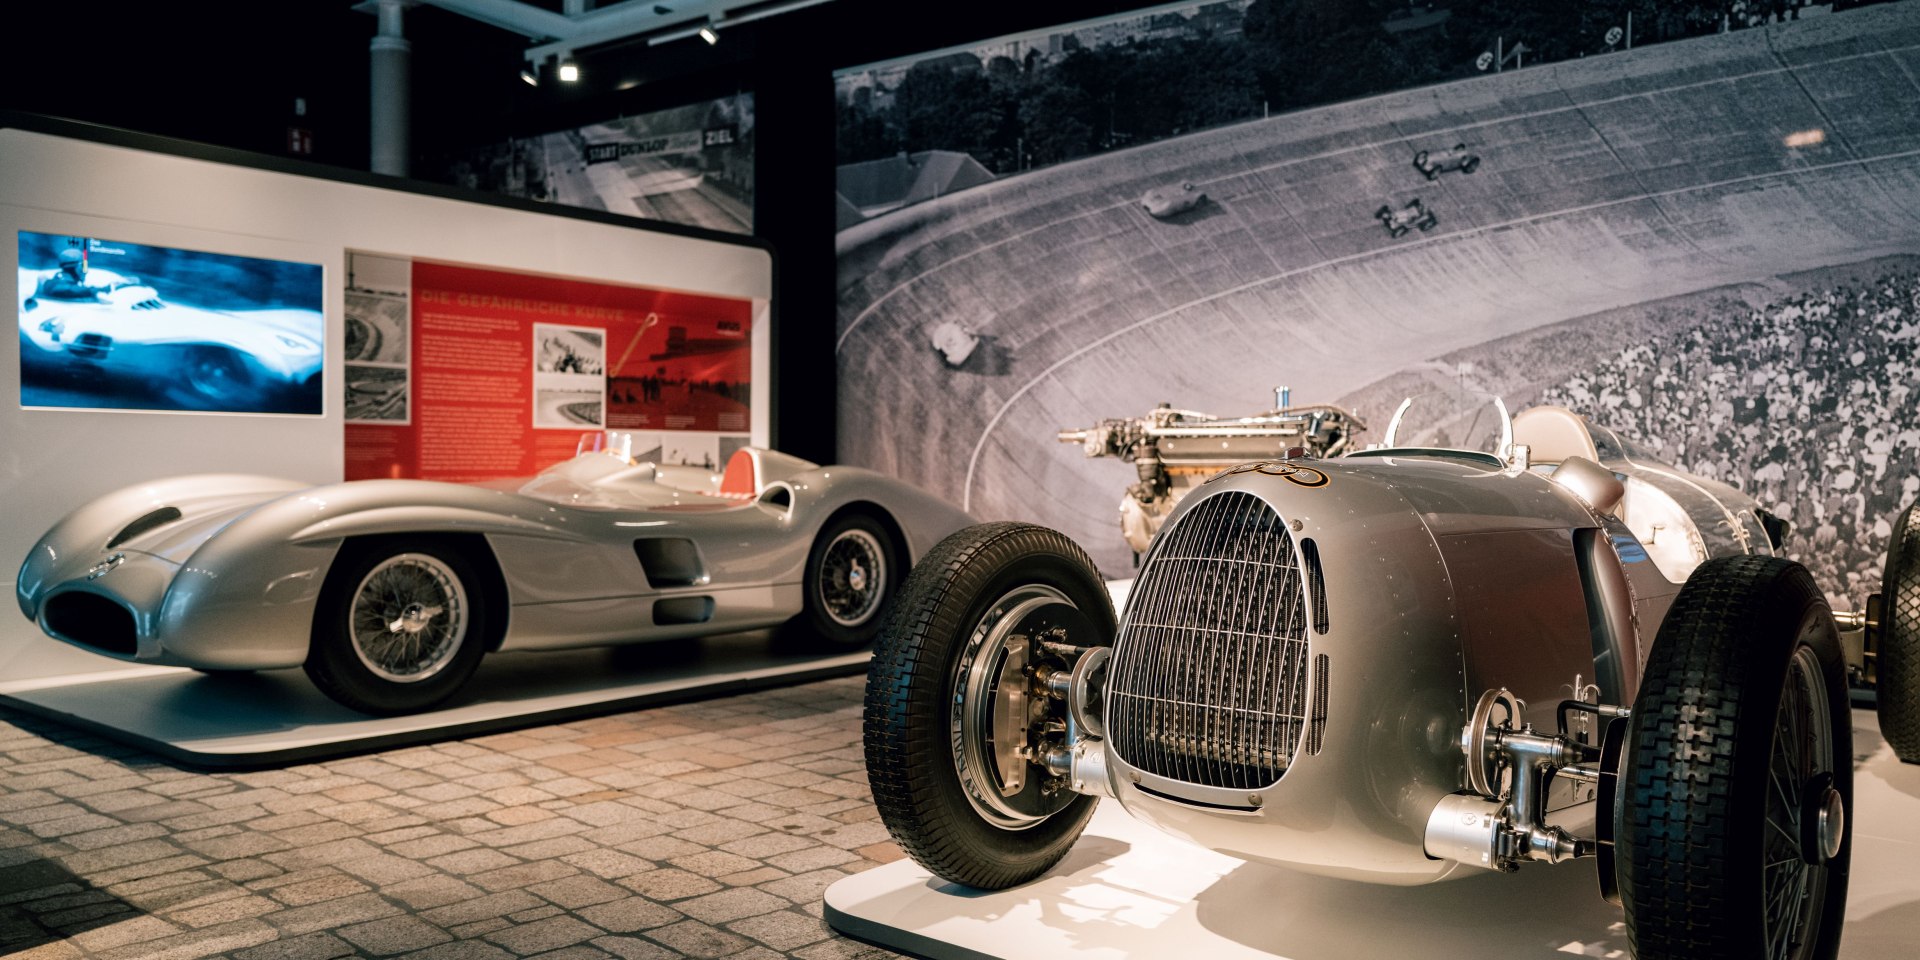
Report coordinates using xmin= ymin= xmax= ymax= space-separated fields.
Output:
xmin=819 ymin=529 xmax=885 ymax=627
xmin=349 ymin=553 xmax=468 ymax=684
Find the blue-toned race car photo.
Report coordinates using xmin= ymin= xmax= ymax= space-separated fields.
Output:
xmin=16 ymin=436 xmax=975 ymax=714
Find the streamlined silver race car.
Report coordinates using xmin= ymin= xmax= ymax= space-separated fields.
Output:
xmin=1141 ymin=181 xmax=1206 ymax=218
xmin=18 ymin=436 xmax=973 ymax=714
xmin=19 ymin=268 xmax=324 ymax=412
xmin=865 ymin=402 xmax=1918 ymax=960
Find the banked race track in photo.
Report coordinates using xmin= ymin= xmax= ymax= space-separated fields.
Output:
xmin=836 ymin=5 xmax=1920 ymax=576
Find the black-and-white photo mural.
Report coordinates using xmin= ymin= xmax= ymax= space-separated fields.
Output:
xmin=834 ymin=0 xmax=1920 ymax=606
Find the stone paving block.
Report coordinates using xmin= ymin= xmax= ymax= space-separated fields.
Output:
xmin=83 ymin=917 xmax=276 ymax=960
xmin=469 ymin=858 xmax=580 ymax=893
xmin=573 ymin=897 xmax=683 ymax=934
xmin=641 ymin=918 xmax=751 ymax=959
xmin=721 ymin=908 xmax=833 ymax=953
xmin=468 ymin=818 xmax=588 ymax=849
xmin=484 ymin=915 xmax=603 ymax=954
xmin=338 ymin=915 xmax=453 ymax=956
xmin=418 ymin=890 xmax=546 ymax=928
xmin=181 ymin=830 xmax=293 ymax=860
xmin=266 ymin=822 xmax=368 ymax=850
xmin=616 ymin=835 xmax=707 ymax=862
xmin=526 ymin=874 xmax=628 ymax=909
xmin=89 ymin=853 xmax=210 ymax=888
xmin=509 ymin=905 xmax=565 ymax=923
xmin=673 ymin=887 xmax=790 ymax=926
xmin=367 ymin=825 xmax=442 ymax=846
xmin=58 ymin=821 xmax=170 ymax=851
xmin=392 ymin=939 xmax=515 ymax=960
xmin=381 ymin=875 xmax=485 ymax=911
xmin=618 ymin=868 xmax=721 ymax=902
xmin=589 ymin=934 xmax=682 ymax=960
xmin=265 ymin=891 xmax=403 ymax=936
xmin=265 ymin=874 xmax=373 ymax=907
xmin=670 ymin=850 xmax=764 ymax=879
xmin=425 ymin=848 xmax=522 ymax=876
xmin=672 ymin=819 xmax=768 ymax=847
xmin=559 ymin=849 xmax=653 ymax=880
xmin=169 ymin=894 xmax=282 ymax=928
xmin=807 ymin=822 xmax=890 ymax=851
xmin=114 ymin=800 xmax=216 ymax=823
xmin=717 ymin=833 xmax=815 ymax=860
xmin=26 ymin=812 xmax=122 ymax=838
xmin=757 ymin=869 xmax=850 ymax=906
xmin=337 ymin=853 xmax=438 ymax=886
xmin=449 ymin=917 xmax=513 ymax=939
xmin=389 ymin=834 xmax=482 ymax=859
xmin=501 ymin=836 xmax=598 ymax=861
xmin=209 ymin=859 xmax=285 ymax=883
xmin=232 ymin=931 xmax=358 ymax=960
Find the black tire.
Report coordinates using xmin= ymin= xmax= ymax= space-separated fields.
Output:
xmin=1619 ymin=556 xmax=1851 ymax=960
xmin=1413 ymin=150 xmax=1429 ymax=166
xmin=1424 ymin=167 xmax=1439 ymax=181
xmin=794 ymin=511 xmax=899 ymax=649
xmin=306 ymin=536 xmax=492 ymax=715
xmin=1464 ymin=156 xmax=1481 ymax=174
xmin=863 ymin=522 xmax=1115 ymax=889
xmin=1880 ymin=500 xmax=1920 ymax=762
xmin=1390 ymin=225 xmax=1408 ymax=238
xmin=175 ymin=346 xmax=255 ymax=407
xmin=1375 ymin=204 xmax=1392 ymax=220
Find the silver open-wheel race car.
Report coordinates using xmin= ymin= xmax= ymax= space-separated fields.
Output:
xmin=865 ymin=402 xmax=1919 ymax=959
xmin=17 ymin=433 xmax=973 ymax=715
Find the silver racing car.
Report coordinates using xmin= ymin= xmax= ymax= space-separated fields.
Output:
xmin=17 ymin=435 xmax=973 ymax=714
xmin=865 ymin=402 xmax=1918 ymax=960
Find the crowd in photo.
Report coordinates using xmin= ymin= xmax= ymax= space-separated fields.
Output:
xmin=1540 ymin=270 xmax=1920 ymax=602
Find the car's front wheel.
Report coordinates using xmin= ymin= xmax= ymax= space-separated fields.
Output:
xmin=1619 ymin=556 xmax=1851 ymax=960
xmin=176 ymin=346 xmax=256 ymax=407
xmin=864 ymin=522 xmax=1114 ymax=889
xmin=306 ymin=537 xmax=491 ymax=714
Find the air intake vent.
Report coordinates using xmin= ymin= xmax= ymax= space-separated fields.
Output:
xmin=1301 ymin=538 xmax=1329 ymax=635
xmin=1107 ymin=490 xmax=1312 ymax=790
xmin=42 ymin=593 xmax=137 ymax=656
xmin=108 ymin=506 xmax=183 ymax=550
xmin=1307 ymin=654 xmax=1330 ymax=755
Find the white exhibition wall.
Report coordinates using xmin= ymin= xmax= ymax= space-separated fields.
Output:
xmin=1 ymin=126 xmax=773 ymax=681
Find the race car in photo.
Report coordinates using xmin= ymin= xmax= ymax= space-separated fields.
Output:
xmin=1141 ymin=180 xmax=1206 ymax=218
xmin=1376 ymin=198 xmax=1438 ymax=237
xmin=18 ymin=267 xmax=323 ymax=414
xmin=1414 ymin=143 xmax=1481 ymax=179
xmin=17 ymin=434 xmax=974 ymax=714
xmin=865 ymin=400 xmax=1917 ymax=960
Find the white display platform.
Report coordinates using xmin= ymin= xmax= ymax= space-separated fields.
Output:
xmin=0 ymin=631 xmax=866 ymax=769
xmin=826 ymin=711 xmax=1920 ymax=960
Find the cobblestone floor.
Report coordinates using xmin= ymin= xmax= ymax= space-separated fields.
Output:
xmin=0 ymin=676 xmax=907 ymax=960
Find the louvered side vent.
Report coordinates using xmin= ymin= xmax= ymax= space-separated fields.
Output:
xmin=1301 ymin=538 xmax=1329 ymax=635
xmin=1307 ymin=654 xmax=1330 ymax=755
xmin=1107 ymin=490 xmax=1312 ymax=790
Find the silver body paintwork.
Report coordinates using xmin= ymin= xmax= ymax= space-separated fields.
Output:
xmin=1087 ymin=419 xmax=1775 ymax=885
xmin=16 ymin=449 xmax=974 ymax=671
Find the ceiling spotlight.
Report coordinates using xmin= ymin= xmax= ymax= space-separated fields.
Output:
xmin=519 ymin=66 xmax=539 ymax=86
xmin=558 ymin=58 xmax=580 ymax=83
xmin=698 ymin=22 xmax=719 ymax=45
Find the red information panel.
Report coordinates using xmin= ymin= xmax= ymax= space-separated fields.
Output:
xmin=345 ymin=258 xmax=752 ymax=481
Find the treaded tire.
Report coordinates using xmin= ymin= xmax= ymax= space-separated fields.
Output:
xmin=862 ymin=522 xmax=1114 ymax=889
xmin=1619 ymin=555 xmax=1851 ymax=960
xmin=1881 ymin=501 xmax=1920 ymax=763
xmin=306 ymin=536 xmax=492 ymax=715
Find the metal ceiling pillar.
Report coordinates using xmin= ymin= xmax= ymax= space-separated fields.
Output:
xmin=370 ymin=0 xmax=412 ymax=176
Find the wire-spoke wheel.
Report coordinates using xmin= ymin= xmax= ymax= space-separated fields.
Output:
xmin=795 ymin=513 xmax=899 ymax=649
xmin=307 ymin=537 xmax=493 ymax=715
xmin=349 ymin=553 xmax=469 ymax=683
xmin=1619 ymin=555 xmax=1851 ymax=960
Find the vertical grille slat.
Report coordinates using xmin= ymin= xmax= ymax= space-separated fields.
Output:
xmin=1108 ymin=490 xmax=1315 ymax=789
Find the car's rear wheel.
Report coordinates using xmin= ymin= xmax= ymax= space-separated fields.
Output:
xmin=793 ymin=512 xmax=898 ymax=649
xmin=864 ymin=522 xmax=1114 ymax=889
xmin=1878 ymin=500 xmax=1920 ymax=763
xmin=1463 ymin=156 xmax=1481 ymax=174
xmin=1618 ymin=556 xmax=1851 ymax=960
xmin=306 ymin=537 xmax=490 ymax=715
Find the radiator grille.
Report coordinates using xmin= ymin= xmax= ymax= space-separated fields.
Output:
xmin=1108 ymin=490 xmax=1313 ymax=790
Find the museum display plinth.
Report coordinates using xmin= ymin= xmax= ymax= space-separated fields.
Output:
xmin=826 ymin=711 xmax=1920 ymax=960
xmin=0 ymin=631 xmax=865 ymax=768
